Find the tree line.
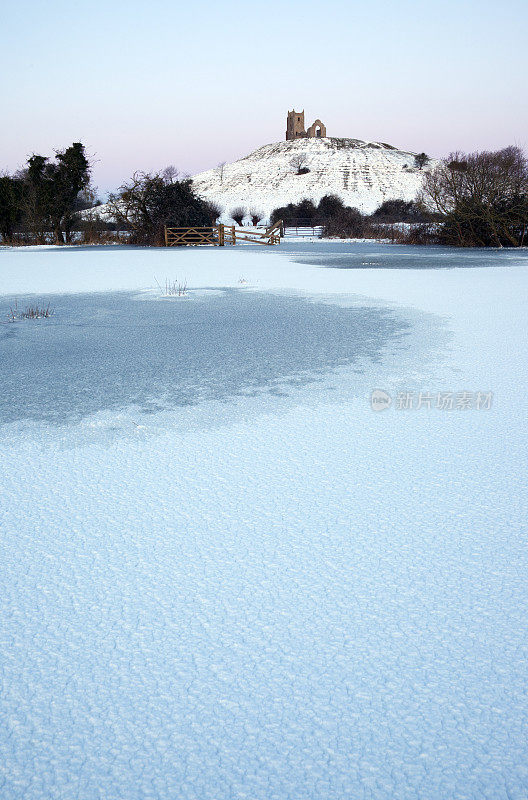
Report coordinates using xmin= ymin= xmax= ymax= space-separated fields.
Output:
xmin=270 ymin=196 xmax=431 ymax=239
xmin=270 ymin=146 xmax=528 ymax=246
xmin=1 ymin=143 xmax=527 ymax=247
xmin=0 ymin=145 xmax=218 ymax=246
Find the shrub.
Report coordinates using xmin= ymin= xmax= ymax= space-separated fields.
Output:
xmin=422 ymin=146 xmax=528 ymax=246
xmin=270 ymin=195 xmax=365 ymax=237
xmin=323 ymin=206 xmax=365 ymax=238
xmin=290 ymin=155 xmax=310 ymax=175
xmin=372 ymin=199 xmax=428 ymax=223
xmin=316 ymin=194 xmax=345 ymax=221
xmin=25 ymin=143 xmax=91 ymax=244
xmin=270 ymin=199 xmax=317 ymax=226
xmin=231 ymin=207 xmax=246 ymax=226
xmin=403 ymin=224 xmax=439 ymax=245
xmin=108 ymin=171 xmax=218 ymax=246
xmin=0 ymin=175 xmax=23 ymax=243
xmin=207 ymin=201 xmax=222 ymax=224
xmin=415 ymin=153 xmax=430 ymax=169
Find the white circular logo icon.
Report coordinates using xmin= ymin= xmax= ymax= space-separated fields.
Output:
xmin=370 ymin=389 xmax=392 ymax=411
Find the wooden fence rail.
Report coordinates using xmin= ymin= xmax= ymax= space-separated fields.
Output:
xmin=164 ymin=227 xmax=218 ymax=246
xmin=164 ymin=221 xmax=283 ymax=247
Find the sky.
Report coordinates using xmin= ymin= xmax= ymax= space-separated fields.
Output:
xmin=2 ymin=0 xmax=527 ymax=197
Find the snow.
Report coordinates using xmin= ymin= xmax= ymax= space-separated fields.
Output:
xmin=191 ymin=137 xmax=437 ymax=222
xmin=1 ymin=242 xmax=528 ymax=800
xmin=81 ymin=138 xmax=435 ymax=225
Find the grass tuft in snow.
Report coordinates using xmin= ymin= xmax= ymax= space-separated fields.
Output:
xmin=155 ymin=277 xmax=188 ymax=297
xmin=7 ymin=300 xmax=54 ymax=322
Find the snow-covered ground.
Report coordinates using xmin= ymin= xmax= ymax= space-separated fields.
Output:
xmin=1 ymin=242 xmax=527 ymax=800
xmin=191 ymin=138 xmax=437 ymax=222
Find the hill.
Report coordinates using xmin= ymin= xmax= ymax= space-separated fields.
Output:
xmin=191 ymin=137 xmax=436 ymax=222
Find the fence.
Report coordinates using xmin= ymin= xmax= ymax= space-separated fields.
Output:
xmin=283 ymin=225 xmax=324 ymax=238
xmin=164 ymin=227 xmax=218 ymax=246
xmin=164 ymin=220 xmax=283 ymax=247
xmin=231 ymin=220 xmax=282 ymax=245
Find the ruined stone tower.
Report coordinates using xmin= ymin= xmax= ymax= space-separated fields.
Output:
xmin=286 ymin=110 xmax=305 ymax=140
xmin=286 ymin=110 xmax=326 ymax=141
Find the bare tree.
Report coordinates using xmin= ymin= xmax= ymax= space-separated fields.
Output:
xmin=421 ymin=146 xmax=528 ymax=246
xmin=217 ymin=162 xmax=226 ymax=184
xmin=162 ymin=165 xmax=180 ymax=183
xmin=290 ymin=155 xmax=310 ymax=175
xmin=414 ymin=153 xmax=430 ymax=169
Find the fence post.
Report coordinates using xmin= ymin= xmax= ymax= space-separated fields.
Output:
xmin=164 ymin=226 xmax=169 ymax=246
xmin=218 ymin=224 xmax=224 ymax=246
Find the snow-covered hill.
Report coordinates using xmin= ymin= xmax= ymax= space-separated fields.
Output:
xmin=192 ymin=137 xmax=437 ymax=222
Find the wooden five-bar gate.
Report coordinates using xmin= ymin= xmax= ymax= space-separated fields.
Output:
xmin=164 ymin=220 xmax=283 ymax=247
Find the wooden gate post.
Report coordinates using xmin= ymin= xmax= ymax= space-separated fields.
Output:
xmin=218 ymin=224 xmax=224 ymax=246
xmin=164 ymin=226 xmax=169 ymax=246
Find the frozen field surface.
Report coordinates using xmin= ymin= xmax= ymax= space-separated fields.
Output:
xmin=1 ymin=243 xmax=528 ymax=800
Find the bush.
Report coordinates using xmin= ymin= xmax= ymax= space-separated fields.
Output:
xmin=0 ymin=143 xmax=91 ymax=244
xmin=403 ymin=224 xmax=439 ymax=245
xmin=290 ymin=155 xmax=310 ymax=175
xmin=270 ymin=199 xmax=318 ymax=226
xmin=372 ymin=199 xmax=428 ymax=223
xmin=25 ymin=143 xmax=91 ymax=244
xmin=231 ymin=207 xmax=246 ymax=226
xmin=415 ymin=153 xmax=430 ymax=169
xmin=0 ymin=175 xmax=23 ymax=243
xmin=206 ymin=201 xmax=222 ymax=224
xmin=270 ymin=195 xmax=365 ymax=237
xmin=323 ymin=206 xmax=365 ymax=238
xmin=108 ymin=171 xmax=218 ymax=246
xmin=422 ymin=146 xmax=528 ymax=246
xmin=316 ymin=194 xmax=345 ymax=221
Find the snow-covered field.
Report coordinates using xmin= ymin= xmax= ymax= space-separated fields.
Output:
xmin=1 ymin=242 xmax=527 ymax=800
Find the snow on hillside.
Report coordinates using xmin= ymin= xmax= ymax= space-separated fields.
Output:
xmin=192 ymin=137 xmax=437 ymax=222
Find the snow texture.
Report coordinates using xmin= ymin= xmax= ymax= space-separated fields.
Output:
xmin=1 ymin=242 xmax=528 ymax=800
xmin=191 ymin=138 xmax=437 ymax=222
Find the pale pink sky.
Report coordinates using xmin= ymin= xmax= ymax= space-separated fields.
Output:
xmin=2 ymin=0 xmax=527 ymax=196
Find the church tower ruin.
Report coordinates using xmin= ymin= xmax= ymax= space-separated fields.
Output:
xmin=286 ymin=110 xmax=306 ymax=140
xmin=286 ymin=110 xmax=327 ymax=141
